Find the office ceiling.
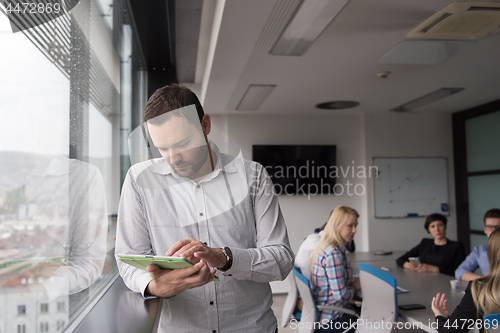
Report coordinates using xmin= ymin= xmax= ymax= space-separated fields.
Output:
xmin=149 ymin=0 xmax=500 ymax=115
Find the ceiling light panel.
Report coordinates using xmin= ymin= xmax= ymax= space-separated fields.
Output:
xmin=236 ymin=85 xmax=276 ymax=111
xmin=391 ymin=88 xmax=464 ymax=112
xmin=378 ymin=40 xmax=475 ymax=65
xmin=270 ymin=0 xmax=350 ymax=56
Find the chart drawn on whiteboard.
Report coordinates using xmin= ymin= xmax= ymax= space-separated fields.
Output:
xmin=373 ymin=158 xmax=448 ymax=218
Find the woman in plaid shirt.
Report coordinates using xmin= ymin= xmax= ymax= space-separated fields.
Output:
xmin=310 ymin=206 xmax=361 ymax=333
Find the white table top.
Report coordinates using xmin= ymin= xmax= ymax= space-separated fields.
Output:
xmin=347 ymin=252 xmax=468 ymax=333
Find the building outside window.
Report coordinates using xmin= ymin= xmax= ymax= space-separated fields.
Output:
xmin=57 ymin=301 xmax=65 ymax=312
xmin=0 ymin=0 xmax=147 ymax=329
xmin=17 ymin=305 xmax=26 ymax=315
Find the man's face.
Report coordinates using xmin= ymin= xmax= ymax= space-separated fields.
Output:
xmin=148 ymin=115 xmax=209 ymax=179
xmin=484 ymin=217 xmax=500 ymax=238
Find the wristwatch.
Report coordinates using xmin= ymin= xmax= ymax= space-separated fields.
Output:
xmin=219 ymin=246 xmax=233 ymax=271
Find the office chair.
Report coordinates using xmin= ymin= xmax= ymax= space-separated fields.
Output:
xmin=484 ymin=313 xmax=500 ymax=333
xmin=281 ymin=272 xmax=298 ymax=328
xmin=292 ymin=267 xmax=359 ymax=333
xmin=357 ymin=263 xmax=398 ymax=333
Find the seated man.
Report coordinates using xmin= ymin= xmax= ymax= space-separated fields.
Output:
xmin=295 ymin=223 xmax=325 ymax=279
xmin=455 ymin=208 xmax=500 ymax=281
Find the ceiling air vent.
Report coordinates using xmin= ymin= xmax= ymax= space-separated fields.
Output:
xmin=406 ymin=2 xmax=500 ymax=40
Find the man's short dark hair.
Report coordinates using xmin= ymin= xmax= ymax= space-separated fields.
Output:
xmin=144 ymin=84 xmax=205 ymax=123
xmin=424 ymin=213 xmax=447 ymax=232
xmin=484 ymin=209 xmax=500 ymax=223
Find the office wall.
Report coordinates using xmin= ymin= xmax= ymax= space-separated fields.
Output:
xmin=211 ymin=111 xmax=456 ymax=254
xmin=211 ymin=114 xmax=369 ymax=254
xmin=363 ymin=112 xmax=457 ymax=251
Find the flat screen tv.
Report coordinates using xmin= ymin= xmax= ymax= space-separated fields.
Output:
xmin=252 ymin=145 xmax=336 ymax=195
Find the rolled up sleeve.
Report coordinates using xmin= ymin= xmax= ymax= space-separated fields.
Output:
xmin=223 ymin=164 xmax=294 ymax=282
xmin=455 ymin=248 xmax=479 ymax=280
xmin=115 ymin=169 xmax=154 ymax=297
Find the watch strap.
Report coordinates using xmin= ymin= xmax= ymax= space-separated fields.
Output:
xmin=219 ymin=246 xmax=233 ymax=271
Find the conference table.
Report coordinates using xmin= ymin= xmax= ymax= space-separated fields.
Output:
xmin=346 ymin=251 xmax=470 ymax=333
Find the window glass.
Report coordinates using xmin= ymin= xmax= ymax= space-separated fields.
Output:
xmin=466 ymin=110 xmax=500 ymax=172
xmin=470 ymin=233 xmax=488 ymax=252
xmin=467 ymin=174 xmax=500 ymax=231
xmin=0 ymin=0 xmax=124 ymax=330
xmin=89 ymin=103 xmax=113 ymax=210
xmin=95 ymin=0 xmax=114 ymax=31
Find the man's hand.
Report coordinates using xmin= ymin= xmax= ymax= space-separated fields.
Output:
xmin=166 ymin=239 xmax=227 ymax=268
xmin=416 ymin=263 xmax=439 ymax=273
xmin=403 ymin=261 xmax=418 ymax=271
xmin=431 ymin=292 xmax=449 ymax=317
xmin=145 ymin=260 xmax=216 ymax=298
xmin=460 ymin=271 xmax=481 ymax=281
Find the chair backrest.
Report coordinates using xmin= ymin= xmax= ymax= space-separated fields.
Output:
xmin=357 ymin=263 xmax=398 ymax=333
xmin=484 ymin=313 xmax=500 ymax=333
xmin=281 ymin=271 xmax=298 ymax=328
xmin=293 ymin=267 xmax=317 ymax=333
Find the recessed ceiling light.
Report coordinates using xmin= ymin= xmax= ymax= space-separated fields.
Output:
xmin=316 ymin=101 xmax=360 ymax=110
xmin=391 ymin=88 xmax=464 ymax=112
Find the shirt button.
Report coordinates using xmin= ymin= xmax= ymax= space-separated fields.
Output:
xmin=228 ymin=274 xmax=232 ymax=277
xmin=197 ymin=185 xmax=200 ymax=188
xmin=210 ymin=301 xmax=214 ymax=305
xmin=203 ymin=242 xmax=207 ymax=245
xmin=212 ymin=330 xmax=216 ymax=333
xmin=200 ymin=213 xmax=204 ymax=216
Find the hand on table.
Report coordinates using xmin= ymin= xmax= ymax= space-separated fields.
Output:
xmin=416 ymin=263 xmax=439 ymax=273
xmin=403 ymin=261 xmax=418 ymax=271
xmin=145 ymin=260 xmax=216 ymax=298
xmin=431 ymin=292 xmax=449 ymax=317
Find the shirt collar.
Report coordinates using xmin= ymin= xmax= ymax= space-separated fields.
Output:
xmin=29 ymin=155 xmax=71 ymax=177
xmin=45 ymin=156 xmax=72 ymax=176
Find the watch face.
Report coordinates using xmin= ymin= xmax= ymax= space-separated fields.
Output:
xmin=224 ymin=246 xmax=233 ymax=259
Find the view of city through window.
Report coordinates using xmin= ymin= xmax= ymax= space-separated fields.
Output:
xmin=0 ymin=0 xmax=134 ymax=331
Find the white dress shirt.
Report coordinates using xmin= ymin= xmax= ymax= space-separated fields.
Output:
xmin=115 ymin=142 xmax=294 ymax=333
xmin=295 ymin=231 xmax=323 ymax=279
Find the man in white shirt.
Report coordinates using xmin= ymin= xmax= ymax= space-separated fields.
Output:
xmin=115 ymin=84 xmax=294 ymax=333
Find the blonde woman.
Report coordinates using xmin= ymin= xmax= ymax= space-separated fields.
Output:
xmin=431 ymin=228 xmax=500 ymax=332
xmin=310 ymin=206 xmax=361 ymax=333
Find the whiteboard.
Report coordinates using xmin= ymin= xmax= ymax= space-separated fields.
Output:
xmin=373 ymin=157 xmax=449 ymax=218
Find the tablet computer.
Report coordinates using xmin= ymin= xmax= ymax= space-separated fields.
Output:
xmin=117 ymin=254 xmax=219 ymax=281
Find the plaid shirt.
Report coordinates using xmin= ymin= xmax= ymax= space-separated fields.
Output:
xmin=311 ymin=245 xmax=355 ymax=322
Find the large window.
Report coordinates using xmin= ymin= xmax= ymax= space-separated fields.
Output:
xmin=453 ymin=101 xmax=500 ymax=251
xmin=0 ymin=0 xmax=143 ymax=330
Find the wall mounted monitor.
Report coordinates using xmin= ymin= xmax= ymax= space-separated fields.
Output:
xmin=252 ymin=145 xmax=336 ymax=195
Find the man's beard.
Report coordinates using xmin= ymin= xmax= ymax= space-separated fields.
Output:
xmin=171 ymin=145 xmax=210 ymax=178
